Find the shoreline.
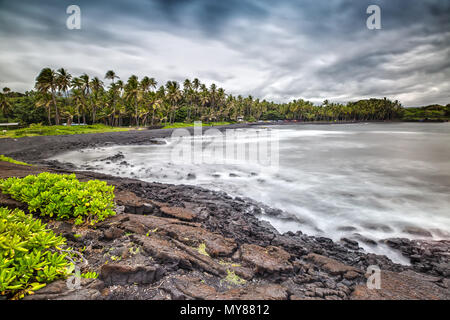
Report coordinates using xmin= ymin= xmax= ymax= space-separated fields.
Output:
xmin=0 ymin=122 xmax=449 ymax=299
xmin=0 ymin=120 xmax=426 ymax=163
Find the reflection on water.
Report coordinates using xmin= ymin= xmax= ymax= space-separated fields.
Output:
xmin=52 ymin=123 xmax=450 ymax=263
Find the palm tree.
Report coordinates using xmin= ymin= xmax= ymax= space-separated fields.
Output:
xmin=35 ymin=68 xmax=59 ymax=125
xmin=105 ymin=70 xmax=119 ymax=84
xmin=79 ymin=73 xmax=91 ymax=124
xmin=125 ymin=75 xmax=140 ymax=127
xmin=0 ymin=91 xmax=12 ymax=122
xmin=165 ymin=81 xmax=182 ymax=124
xmin=90 ymin=77 xmax=104 ymax=124
xmin=71 ymin=77 xmax=84 ymax=124
xmin=56 ymin=68 xmax=72 ymax=97
xmin=183 ymin=79 xmax=194 ymax=122
xmin=104 ymin=71 xmax=120 ymax=125
xmin=56 ymin=68 xmax=72 ymax=124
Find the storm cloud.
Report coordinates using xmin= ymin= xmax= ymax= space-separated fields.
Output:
xmin=0 ymin=0 xmax=449 ymax=106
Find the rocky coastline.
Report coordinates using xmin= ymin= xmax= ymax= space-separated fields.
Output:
xmin=0 ymin=125 xmax=448 ymax=300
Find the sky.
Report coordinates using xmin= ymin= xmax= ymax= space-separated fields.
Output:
xmin=0 ymin=0 xmax=449 ymax=107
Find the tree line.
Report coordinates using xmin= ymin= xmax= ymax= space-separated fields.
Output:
xmin=0 ymin=67 xmax=410 ymax=126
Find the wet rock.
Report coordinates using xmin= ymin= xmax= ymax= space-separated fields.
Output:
xmin=402 ymin=226 xmax=433 ymax=238
xmin=351 ymin=233 xmax=378 ymax=246
xmin=337 ymin=226 xmax=358 ymax=232
xmin=382 ymin=238 xmax=450 ymax=277
xmin=340 ymin=238 xmax=360 ymax=250
xmin=362 ymin=223 xmax=393 ymax=233
xmin=100 ymin=152 xmax=125 ymax=162
xmin=186 ymin=173 xmax=196 ymax=180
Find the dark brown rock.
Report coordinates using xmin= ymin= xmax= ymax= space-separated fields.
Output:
xmin=100 ymin=263 xmax=163 ymax=286
xmin=238 ymin=244 xmax=293 ymax=274
xmin=305 ymin=253 xmax=362 ymax=277
xmin=351 ymin=270 xmax=450 ymax=300
xmin=160 ymin=206 xmax=196 ymax=221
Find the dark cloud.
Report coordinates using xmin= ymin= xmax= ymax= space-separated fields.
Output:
xmin=0 ymin=0 xmax=449 ymax=106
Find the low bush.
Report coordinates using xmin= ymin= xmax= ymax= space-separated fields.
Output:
xmin=0 ymin=207 xmax=69 ymax=299
xmin=0 ymin=173 xmax=116 ymax=225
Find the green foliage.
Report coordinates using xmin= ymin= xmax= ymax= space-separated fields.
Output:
xmin=81 ymin=271 xmax=98 ymax=279
xmin=261 ymin=110 xmax=283 ymax=120
xmin=10 ymin=95 xmax=48 ymax=125
xmin=3 ymin=68 xmax=446 ymax=128
xmin=0 ymin=173 xmax=116 ymax=225
xmin=0 ymin=155 xmax=31 ymax=166
xmin=162 ymin=121 xmax=233 ymax=129
xmin=1 ymin=123 xmax=130 ymax=139
xmin=223 ymin=269 xmax=246 ymax=286
xmin=402 ymin=105 xmax=450 ymax=121
xmin=0 ymin=207 xmax=69 ymax=299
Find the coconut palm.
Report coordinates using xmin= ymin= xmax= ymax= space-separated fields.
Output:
xmin=165 ymin=81 xmax=182 ymax=124
xmin=105 ymin=70 xmax=119 ymax=84
xmin=124 ymin=75 xmax=140 ymax=126
xmin=90 ymin=77 xmax=104 ymax=124
xmin=35 ymin=68 xmax=59 ymax=125
xmin=0 ymin=92 xmax=12 ymax=122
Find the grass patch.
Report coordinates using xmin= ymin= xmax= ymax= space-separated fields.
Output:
xmin=0 ymin=155 xmax=31 ymax=166
xmin=197 ymin=243 xmax=210 ymax=257
xmin=162 ymin=121 xmax=234 ymax=129
xmin=0 ymin=172 xmax=116 ymax=225
xmin=0 ymin=123 xmax=131 ymax=139
xmin=81 ymin=271 xmax=98 ymax=279
xmin=0 ymin=207 xmax=70 ymax=299
xmin=223 ymin=269 xmax=246 ymax=286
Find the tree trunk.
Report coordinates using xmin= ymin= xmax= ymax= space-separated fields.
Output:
xmin=92 ymin=106 xmax=96 ymax=124
xmin=47 ymin=107 xmax=52 ymax=125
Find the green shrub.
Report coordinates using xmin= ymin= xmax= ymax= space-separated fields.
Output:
xmin=0 ymin=207 xmax=69 ymax=299
xmin=0 ymin=155 xmax=31 ymax=166
xmin=0 ymin=173 xmax=116 ymax=225
xmin=81 ymin=271 xmax=98 ymax=279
